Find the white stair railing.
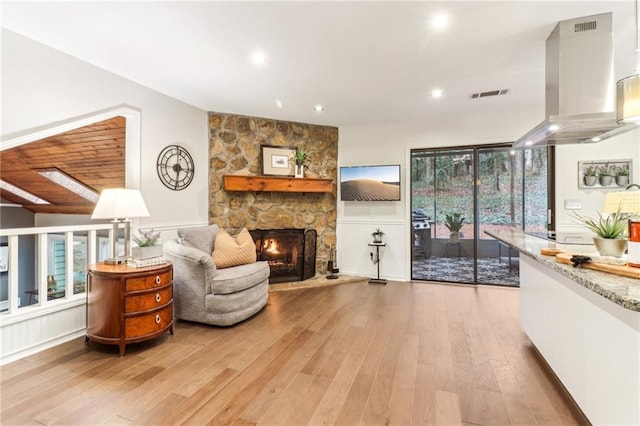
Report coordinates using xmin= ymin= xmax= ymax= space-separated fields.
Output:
xmin=0 ymin=224 xmax=113 ymax=317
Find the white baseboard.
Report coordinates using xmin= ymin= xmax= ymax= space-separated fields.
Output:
xmin=1 ymin=328 xmax=85 ymax=366
xmin=1 ymin=300 xmax=86 ymax=365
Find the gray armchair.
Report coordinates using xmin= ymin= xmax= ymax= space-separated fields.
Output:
xmin=163 ymin=225 xmax=270 ymax=326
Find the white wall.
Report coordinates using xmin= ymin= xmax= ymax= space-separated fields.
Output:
xmin=555 ymin=128 xmax=640 ymax=232
xmin=1 ymin=29 xmax=209 ymax=231
xmin=337 ymin=107 xmax=542 ymax=281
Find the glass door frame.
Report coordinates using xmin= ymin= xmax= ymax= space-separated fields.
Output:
xmin=411 ymin=142 xmax=553 ymax=285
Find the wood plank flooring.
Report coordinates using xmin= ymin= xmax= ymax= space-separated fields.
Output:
xmin=1 ymin=281 xmax=587 ymax=425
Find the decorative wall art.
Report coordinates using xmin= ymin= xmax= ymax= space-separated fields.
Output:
xmin=578 ymin=159 xmax=632 ymax=189
xmin=339 ymin=164 xmax=401 ymax=201
xmin=261 ymin=145 xmax=295 ymax=176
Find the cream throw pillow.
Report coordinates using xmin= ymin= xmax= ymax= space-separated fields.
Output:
xmin=212 ymin=228 xmax=257 ymax=268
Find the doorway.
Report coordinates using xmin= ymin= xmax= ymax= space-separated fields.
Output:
xmin=411 ymin=144 xmax=536 ymax=286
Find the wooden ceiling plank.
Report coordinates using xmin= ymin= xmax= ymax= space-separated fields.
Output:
xmin=0 ymin=115 xmax=125 ymax=214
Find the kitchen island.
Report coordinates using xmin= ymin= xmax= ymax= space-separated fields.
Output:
xmin=487 ymin=228 xmax=640 ymax=425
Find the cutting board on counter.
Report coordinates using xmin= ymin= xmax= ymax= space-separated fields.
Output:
xmin=555 ymin=252 xmax=640 ymax=279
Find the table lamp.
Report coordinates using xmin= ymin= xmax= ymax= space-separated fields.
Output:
xmin=91 ymin=188 xmax=150 ymax=264
xmin=603 ymin=184 xmax=640 ymax=267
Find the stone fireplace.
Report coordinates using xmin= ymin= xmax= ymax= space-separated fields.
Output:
xmin=208 ymin=112 xmax=338 ymax=276
xmin=250 ymin=229 xmax=317 ymax=283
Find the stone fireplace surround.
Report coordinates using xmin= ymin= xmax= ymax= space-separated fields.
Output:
xmin=208 ymin=112 xmax=338 ymax=276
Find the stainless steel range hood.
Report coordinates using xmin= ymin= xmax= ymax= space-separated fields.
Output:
xmin=513 ymin=12 xmax=637 ymax=148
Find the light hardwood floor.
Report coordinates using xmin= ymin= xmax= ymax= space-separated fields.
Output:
xmin=1 ymin=281 xmax=587 ymax=425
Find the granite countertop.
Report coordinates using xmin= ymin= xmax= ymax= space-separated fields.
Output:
xmin=486 ymin=228 xmax=640 ymax=312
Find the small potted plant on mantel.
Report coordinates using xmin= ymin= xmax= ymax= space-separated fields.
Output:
xmin=131 ymin=228 xmax=163 ymax=260
xmin=292 ymin=148 xmax=309 ymax=178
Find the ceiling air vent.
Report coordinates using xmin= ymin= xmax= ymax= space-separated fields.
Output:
xmin=574 ymin=21 xmax=597 ymax=32
xmin=470 ymin=89 xmax=509 ymax=99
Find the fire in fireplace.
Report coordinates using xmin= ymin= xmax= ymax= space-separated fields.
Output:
xmin=249 ymin=229 xmax=316 ymax=283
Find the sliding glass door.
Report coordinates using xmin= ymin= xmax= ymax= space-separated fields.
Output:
xmin=476 ymin=147 xmax=522 ymax=285
xmin=411 ymin=148 xmax=476 ymax=284
xmin=411 ymin=144 xmax=544 ymax=286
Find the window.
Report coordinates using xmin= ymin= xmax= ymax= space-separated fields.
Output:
xmin=47 ymin=234 xmax=90 ymax=296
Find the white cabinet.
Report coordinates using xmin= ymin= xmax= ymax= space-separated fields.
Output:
xmin=520 ymin=256 xmax=640 ymax=425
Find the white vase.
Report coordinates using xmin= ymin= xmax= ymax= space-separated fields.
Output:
xmin=593 ymin=237 xmax=627 ymax=258
xmin=295 ymin=164 xmax=304 ymax=178
xmin=131 ymin=245 xmax=163 ymax=260
xmin=616 ymin=175 xmax=629 ymax=186
xmin=599 ymin=175 xmax=614 ymax=186
xmin=583 ymin=175 xmax=597 ymax=186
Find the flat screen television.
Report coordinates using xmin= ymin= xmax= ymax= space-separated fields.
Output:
xmin=340 ymin=164 xmax=401 ymax=201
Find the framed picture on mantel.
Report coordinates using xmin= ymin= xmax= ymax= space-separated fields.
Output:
xmin=578 ymin=159 xmax=632 ymax=189
xmin=261 ymin=145 xmax=295 ymax=176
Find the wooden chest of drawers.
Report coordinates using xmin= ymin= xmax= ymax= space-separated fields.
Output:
xmin=87 ymin=262 xmax=173 ymax=356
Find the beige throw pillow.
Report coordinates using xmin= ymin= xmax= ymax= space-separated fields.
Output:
xmin=212 ymin=228 xmax=257 ymax=268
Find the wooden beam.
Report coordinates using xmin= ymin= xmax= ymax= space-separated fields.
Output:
xmin=223 ymin=175 xmax=333 ymax=193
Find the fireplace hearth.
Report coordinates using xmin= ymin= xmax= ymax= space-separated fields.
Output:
xmin=250 ymin=229 xmax=317 ymax=283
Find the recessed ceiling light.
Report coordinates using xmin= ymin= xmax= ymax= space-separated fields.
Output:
xmin=275 ymin=99 xmax=283 ymax=109
xmin=548 ymin=124 xmax=560 ymax=131
xmin=431 ymin=89 xmax=443 ymax=98
xmin=314 ymin=105 xmax=325 ymax=112
xmin=251 ymin=51 xmax=267 ymax=66
xmin=431 ymin=14 xmax=448 ymax=29
xmin=525 ymin=140 xmax=533 ymax=146
xmin=591 ymin=136 xmax=602 ymax=142
xmin=38 ymin=169 xmax=99 ymax=202
xmin=510 ymin=150 xmax=516 ymax=155
xmin=0 ymin=179 xmax=50 ymax=204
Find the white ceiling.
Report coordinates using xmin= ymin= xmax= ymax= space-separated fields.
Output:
xmin=2 ymin=1 xmax=637 ymax=127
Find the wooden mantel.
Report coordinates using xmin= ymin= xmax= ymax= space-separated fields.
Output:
xmin=223 ymin=175 xmax=333 ymax=193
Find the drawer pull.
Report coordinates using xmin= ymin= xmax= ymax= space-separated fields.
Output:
xmin=155 ymin=293 xmax=161 ymax=303
xmin=155 ymin=276 xmax=161 ymax=285
xmin=155 ymin=314 xmax=161 ymax=324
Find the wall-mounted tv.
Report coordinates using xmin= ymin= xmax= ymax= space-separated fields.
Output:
xmin=340 ymin=164 xmax=401 ymax=201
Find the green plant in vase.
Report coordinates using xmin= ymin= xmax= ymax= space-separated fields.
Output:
xmin=132 ymin=228 xmax=163 ymax=260
xmin=444 ymin=212 xmax=465 ymax=243
xmin=133 ymin=229 xmax=161 ymax=247
xmin=293 ymin=148 xmax=309 ymax=166
xmin=598 ymin=164 xmax=614 ymax=186
xmin=292 ymin=148 xmax=309 ymax=178
xmin=615 ymin=164 xmax=630 ymax=186
xmin=583 ymin=164 xmax=597 ymax=186
xmin=572 ymin=206 xmax=627 ymax=257
xmin=371 ymin=228 xmax=385 ymax=243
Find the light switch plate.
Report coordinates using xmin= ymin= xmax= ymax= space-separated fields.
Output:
xmin=564 ymin=199 xmax=582 ymax=210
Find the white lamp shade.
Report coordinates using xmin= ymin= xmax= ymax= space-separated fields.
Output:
xmin=603 ymin=190 xmax=640 ymax=215
xmin=91 ymin=188 xmax=150 ymax=219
